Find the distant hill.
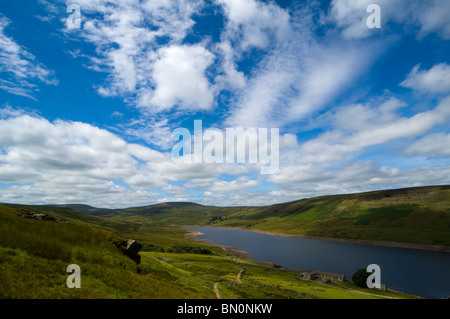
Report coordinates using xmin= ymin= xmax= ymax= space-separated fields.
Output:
xmin=55 ymin=202 xmax=207 ymax=217
xmin=2 ymin=185 xmax=450 ymax=248
xmin=0 ymin=203 xmax=139 ymax=234
xmin=53 ymin=204 xmax=114 ymax=216
xmin=103 ymin=185 xmax=450 ymax=248
xmin=103 ymin=201 xmax=246 ymax=225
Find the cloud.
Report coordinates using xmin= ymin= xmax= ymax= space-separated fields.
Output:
xmin=197 ymin=161 xmax=450 ymax=206
xmin=118 ymin=116 xmax=173 ymax=150
xmin=211 ymin=0 xmax=293 ymax=103
xmin=65 ymin=0 xmax=291 ymax=117
xmin=1 ymin=111 xmax=448 ymax=207
xmin=61 ymin=0 xmax=212 ymax=112
xmin=153 ymin=161 xmax=249 ymax=181
xmin=225 ymin=43 xmax=299 ymax=128
xmin=269 ymin=160 xmax=450 ymax=201
xmin=7 ymin=0 xmax=448 ymax=208
xmin=279 ymin=134 xmax=299 ymax=150
xmin=199 ymin=188 xmax=282 ymax=206
xmin=223 ymin=1 xmax=382 ymax=129
xmin=0 ymin=115 xmax=136 ymax=173
xmin=213 ymin=40 xmax=246 ymax=90
xmin=267 ymin=92 xmax=450 ymax=202
xmin=297 ymin=96 xmax=450 ymax=164
xmin=35 ymin=0 xmax=60 ymax=22
xmin=217 ymin=0 xmax=291 ymax=50
xmin=209 ymin=177 xmax=257 ymax=192
xmin=227 ymin=41 xmax=379 ymax=128
xmin=405 ymin=133 xmax=450 ymax=156
xmin=58 ymin=0 xmax=381 ymax=126
xmin=331 ymin=98 xmax=407 ymax=131
xmin=161 ymin=184 xmax=189 ymax=198
xmin=400 ymin=63 xmax=450 ymax=94
xmin=0 ymin=114 xmax=168 ymax=206
xmin=413 ymin=0 xmax=450 ymax=39
xmin=268 ymin=163 xmax=333 ymax=184
xmin=0 ymin=14 xmax=57 ymax=99
xmin=219 ymin=0 xmax=302 ymax=128
xmin=287 ymin=42 xmax=376 ymax=121
xmin=138 ymin=44 xmax=215 ymax=112
xmin=329 ymin=0 xmax=377 ymax=39
xmin=0 ymin=114 xmax=257 ymax=207
xmin=329 ymin=0 xmax=450 ymax=40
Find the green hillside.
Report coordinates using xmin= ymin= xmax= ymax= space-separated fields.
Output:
xmin=53 ymin=204 xmax=114 ymax=216
xmin=0 ymin=202 xmax=418 ymax=299
xmin=0 ymin=204 xmax=202 ymax=298
xmin=105 ymin=185 xmax=450 ymax=248
xmin=1 ymin=185 xmax=448 ymax=299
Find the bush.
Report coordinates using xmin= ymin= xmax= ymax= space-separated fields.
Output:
xmin=141 ymin=244 xmax=165 ymax=252
xmin=167 ymin=245 xmax=212 ymax=255
xmin=352 ymin=268 xmax=370 ymax=288
xmin=208 ymin=216 xmax=224 ymax=224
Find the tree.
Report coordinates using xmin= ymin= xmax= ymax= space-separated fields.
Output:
xmin=352 ymin=268 xmax=370 ymax=288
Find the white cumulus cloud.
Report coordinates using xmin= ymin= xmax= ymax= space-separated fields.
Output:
xmin=138 ymin=44 xmax=215 ymax=112
xmin=401 ymin=63 xmax=450 ymax=94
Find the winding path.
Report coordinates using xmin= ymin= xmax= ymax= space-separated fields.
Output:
xmin=236 ymin=269 xmax=244 ymax=284
xmin=213 ymin=282 xmax=222 ymax=299
xmin=214 ymin=267 xmax=244 ymax=299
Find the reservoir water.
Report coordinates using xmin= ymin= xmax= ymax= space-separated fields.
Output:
xmin=187 ymin=226 xmax=450 ymax=299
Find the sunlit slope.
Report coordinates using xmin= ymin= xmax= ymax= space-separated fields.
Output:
xmin=0 ymin=204 xmax=418 ymax=299
xmin=0 ymin=204 xmax=204 ymax=298
xmin=106 ymin=185 xmax=450 ymax=247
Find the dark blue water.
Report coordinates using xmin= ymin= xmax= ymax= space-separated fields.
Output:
xmin=188 ymin=226 xmax=450 ymax=299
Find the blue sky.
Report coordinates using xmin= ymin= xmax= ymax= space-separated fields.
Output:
xmin=0 ymin=0 xmax=449 ymax=208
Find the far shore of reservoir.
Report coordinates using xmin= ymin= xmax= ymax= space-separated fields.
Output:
xmin=183 ymin=226 xmax=450 ymax=298
xmin=183 ymin=226 xmax=450 ymax=254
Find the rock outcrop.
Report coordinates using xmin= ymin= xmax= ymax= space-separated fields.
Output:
xmin=120 ymin=239 xmax=142 ymax=264
xmin=23 ymin=213 xmax=56 ymax=221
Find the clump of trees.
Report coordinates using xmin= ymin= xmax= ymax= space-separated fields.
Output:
xmin=141 ymin=244 xmax=212 ymax=255
xmin=352 ymin=269 xmax=370 ymax=288
xmin=167 ymin=245 xmax=212 ymax=255
xmin=141 ymin=243 xmax=165 ymax=252
xmin=208 ymin=216 xmax=224 ymax=224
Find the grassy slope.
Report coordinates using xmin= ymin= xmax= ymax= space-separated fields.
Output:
xmin=0 ymin=204 xmax=417 ymax=299
xmin=138 ymin=252 xmax=417 ymax=299
xmin=106 ymin=185 xmax=450 ymax=247
xmin=0 ymin=204 xmax=203 ymax=298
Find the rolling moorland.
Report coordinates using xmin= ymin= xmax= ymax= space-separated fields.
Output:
xmin=78 ymin=185 xmax=450 ymax=249
xmin=1 ymin=185 xmax=449 ymax=299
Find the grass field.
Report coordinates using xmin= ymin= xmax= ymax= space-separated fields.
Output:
xmin=137 ymin=251 xmax=418 ymax=299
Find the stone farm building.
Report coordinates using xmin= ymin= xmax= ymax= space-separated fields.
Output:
xmin=298 ymin=270 xmax=346 ymax=282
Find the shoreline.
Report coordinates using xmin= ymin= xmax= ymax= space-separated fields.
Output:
xmin=194 ymin=225 xmax=450 ymax=253
xmin=183 ymin=227 xmax=279 ymax=266
xmin=182 ymin=226 xmax=435 ymax=298
xmin=183 ymin=228 xmax=251 ymax=259
xmin=182 ymin=225 xmax=450 ymax=253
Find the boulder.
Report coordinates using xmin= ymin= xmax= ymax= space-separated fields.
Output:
xmin=42 ymin=214 xmax=56 ymax=221
xmin=121 ymin=239 xmax=142 ymax=264
xmin=126 ymin=239 xmax=142 ymax=256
